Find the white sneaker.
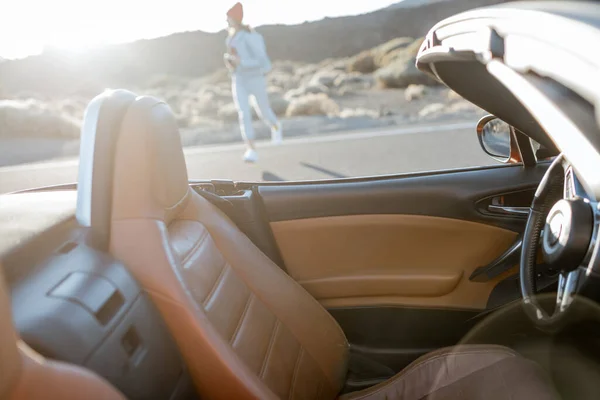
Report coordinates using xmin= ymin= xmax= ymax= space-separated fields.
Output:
xmin=271 ymin=122 xmax=283 ymax=145
xmin=243 ymin=148 xmax=258 ymax=163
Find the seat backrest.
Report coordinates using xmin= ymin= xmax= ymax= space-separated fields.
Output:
xmin=76 ymin=89 xmax=137 ymax=250
xmin=0 ymin=265 xmax=125 ymax=400
xmin=107 ymin=96 xmax=349 ymax=399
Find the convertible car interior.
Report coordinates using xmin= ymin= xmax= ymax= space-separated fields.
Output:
xmin=3 ymin=1 xmax=600 ymax=399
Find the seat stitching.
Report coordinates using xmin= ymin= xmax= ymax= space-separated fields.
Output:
xmin=202 ymin=262 xmax=229 ymax=307
xmin=288 ymin=347 xmax=304 ymax=400
xmin=181 ymin=229 xmax=210 ymax=266
xmin=177 ymin=217 xmax=350 ymax=349
xmin=230 ymin=293 xmax=254 ymax=345
xmin=347 ymin=350 xmax=516 ymax=400
xmin=186 ymin=219 xmax=350 ymax=389
xmin=259 ymin=319 xmax=281 ymax=379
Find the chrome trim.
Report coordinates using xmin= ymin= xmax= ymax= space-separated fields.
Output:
xmin=558 ymin=269 xmax=580 ymax=313
xmin=487 ymin=205 xmax=530 ymax=216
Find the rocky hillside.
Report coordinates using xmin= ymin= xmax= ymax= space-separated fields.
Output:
xmin=0 ymin=0 xmax=508 ymax=97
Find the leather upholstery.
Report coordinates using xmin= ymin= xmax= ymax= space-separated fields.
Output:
xmin=106 ymin=95 xmax=558 ymax=400
xmin=340 ymin=345 xmax=559 ymax=400
xmin=110 ymin=96 xmax=349 ymax=399
xmin=0 ymin=264 xmax=124 ymax=400
xmin=271 ymin=215 xmax=518 ymax=310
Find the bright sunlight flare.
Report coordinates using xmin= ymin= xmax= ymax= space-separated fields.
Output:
xmin=0 ymin=0 xmax=400 ymax=59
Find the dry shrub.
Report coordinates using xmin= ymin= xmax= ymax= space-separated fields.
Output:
xmin=266 ymin=94 xmax=290 ymax=116
xmin=217 ymin=103 xmax=239 ymax=121
xmin=295 ymin=64 xmax=320 ymax=80
xmin=375 ymin=58 xmax=437 ymax=88
xmin=271 ymin=61 xmax=296 ymax=75
xmin=374 ymin=37 xmax=415 ymax=67
xmin=418 ymin=103 xmax=445 ymax=118
xmin=0 ymin=99 xmax=81 ymax=139
xmin=310 ymin=70 xmax=342 ymax=88
xmin=286 ymin=93 xmax=339 ymax=117
xmin=268 ymin=86 xmax=284 ymax=94
xmin=285 ymin=84 xmax=329 ymax=100
xmin=348 ymin=52 xmax=377 ymax=74
xmin=339 ymin=108 xmax=380 ymax=119
xmin=334 ymin=73 xmax=374 ymax=89
xmin=404 ymin=84 xmax=427 ymax=101
xmin=374 ymin=38 xmax=437 ymax=89
xmin=268 ymin=71 xmax=299 ymax=91
xmin=203 ymin=68 xmax=230 ymax=85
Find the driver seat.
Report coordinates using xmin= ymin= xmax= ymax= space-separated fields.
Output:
xmin=106 ymin=95 xmax=559 ymax=399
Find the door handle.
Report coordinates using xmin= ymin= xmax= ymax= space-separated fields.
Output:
xmin=487 ymin=205 xmax=530 ymax=217
xmin=470 ymin=236 xmax=523 ymax=282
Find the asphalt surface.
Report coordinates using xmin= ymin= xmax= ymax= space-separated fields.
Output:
xmin=0 ymin=121 xmax=499 ymax=194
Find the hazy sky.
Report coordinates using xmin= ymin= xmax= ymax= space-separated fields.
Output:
xmin=1 ymin=0 xmax=400 ymax=59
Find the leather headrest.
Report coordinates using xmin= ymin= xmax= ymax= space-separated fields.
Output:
xmin=77 ymin=89 xmax=137 ymax=249
xmin=111 ymin=96 xmax=189 ymax=223
xmin=0 ymin=265 xmax=21 ymax=398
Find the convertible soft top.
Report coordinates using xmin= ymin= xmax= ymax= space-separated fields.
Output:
xmin=417 ymin=1 xmax=600 ymax=156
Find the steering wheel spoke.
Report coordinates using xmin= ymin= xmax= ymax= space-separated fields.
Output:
xmin=556 ymin=269 xmax=580 ymax=314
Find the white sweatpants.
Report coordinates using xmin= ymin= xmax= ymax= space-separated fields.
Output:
xmin=232 ymin=73 xmax=278 ymax=141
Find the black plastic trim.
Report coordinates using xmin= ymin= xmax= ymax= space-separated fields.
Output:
xmin=259 ymin=163 xmax=549 ymax=232
xmin=330 ymin=306 xmax=479 ymax=392
xmin=469 ymin=236 xmax=522 ymax=282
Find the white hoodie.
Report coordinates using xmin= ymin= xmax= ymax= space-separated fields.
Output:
xmin=225 ymin=29 xmax=272 ymax=76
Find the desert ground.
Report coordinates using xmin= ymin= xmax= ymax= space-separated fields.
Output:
xmin=0 ymin=36 xmax=487 ymax=167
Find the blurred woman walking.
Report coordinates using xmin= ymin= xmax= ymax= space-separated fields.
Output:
xmin=224 ymin=2 xmax=282 ymax=163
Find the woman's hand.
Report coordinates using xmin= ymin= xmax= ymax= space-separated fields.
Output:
xmin=224 ymin=53 xmax=240 ymax=70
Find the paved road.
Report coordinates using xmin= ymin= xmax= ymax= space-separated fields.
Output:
xmin=0 ymin=121 xmax=499 ymax=194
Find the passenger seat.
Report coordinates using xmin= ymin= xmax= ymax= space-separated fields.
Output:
xmin=0 ymin=265 xmax=125 ymax=400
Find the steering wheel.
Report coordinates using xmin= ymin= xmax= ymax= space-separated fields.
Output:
xmin=520 ymin=154 xmax=596 ymax=327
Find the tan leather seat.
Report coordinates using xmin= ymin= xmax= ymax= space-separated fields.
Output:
xmin=108 ymin=96 xmax=559 ymax=400
xmin=0 ymin=265 xmax=125 ymax=400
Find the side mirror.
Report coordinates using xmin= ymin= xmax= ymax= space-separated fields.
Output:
xmin=476 ymin=115 xmax=521 ymax=163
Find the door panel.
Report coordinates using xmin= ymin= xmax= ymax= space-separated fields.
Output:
xmin=271 ymin=214 xmax=517 ymax=310
xmin=258 ymin=164 xmax=549 ymax=311
xmin=254 ymin=164 xmax=548 ymax=389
